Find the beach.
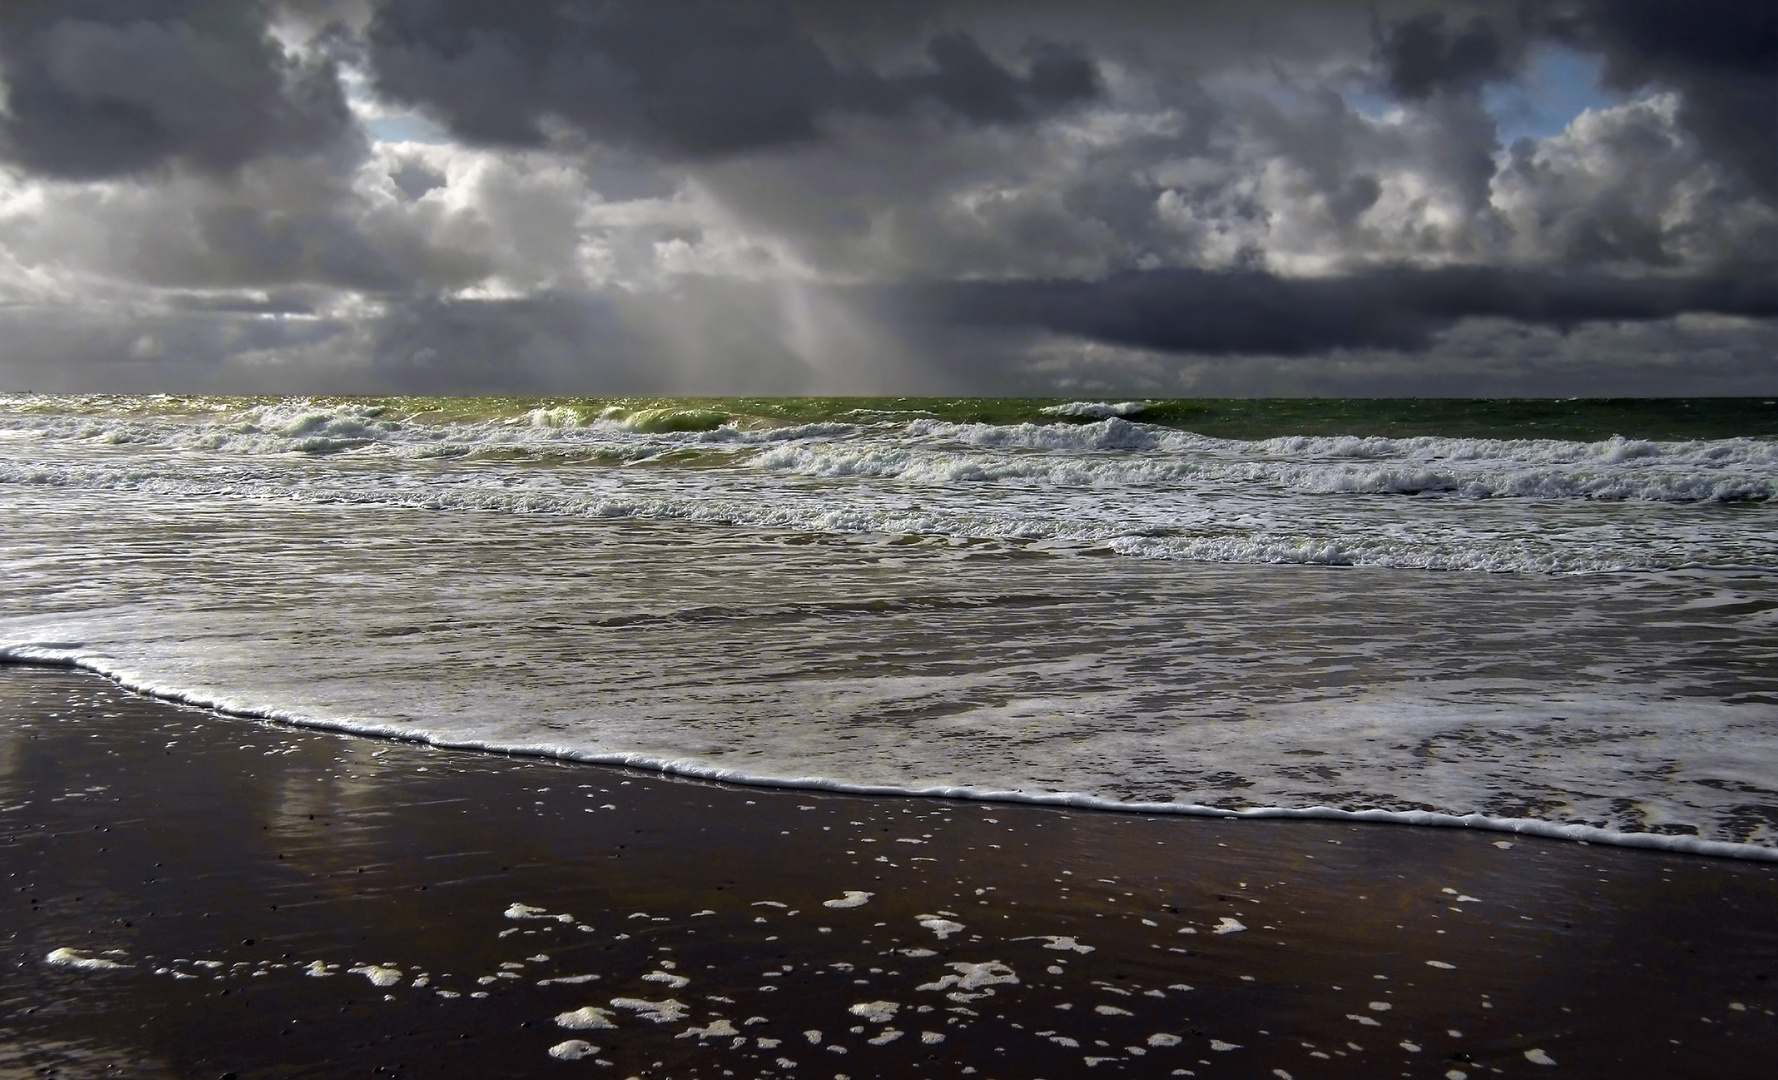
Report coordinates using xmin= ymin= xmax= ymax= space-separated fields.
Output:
xmin=6 ymin=664 xmax=1775 ymax=1079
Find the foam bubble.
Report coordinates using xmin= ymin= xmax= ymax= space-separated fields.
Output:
xmin=849 ymin=1002 xmax=900 ymax=1023
xmin=917 ymin=962 xmax=1018 ymax=996
xmin=611 ymin=998 xmax=689 ymax=1024
xmin=555 ymin=1007 xmax=617 ymax=1030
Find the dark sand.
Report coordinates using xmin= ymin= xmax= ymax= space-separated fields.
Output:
xmin=3 ymin=665 xmax=1775 ymax=1079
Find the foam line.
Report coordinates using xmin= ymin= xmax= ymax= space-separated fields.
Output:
xmin=5 ymin=650 xmax=1773 ymax=865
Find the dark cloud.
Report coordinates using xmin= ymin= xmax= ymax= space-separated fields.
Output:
xmin=362 ymin=281 xmax=829 ymax=394
xmin=0 ymin=300 xmax=352 ymax=393
xmin=1570 ymin=0 xmax=1778 ymax=197
xmin=1377 ymin=11 xmax=1522 ymax=99
xmin=365 ymin=292 xmax=644 ymax=392
xmin=903 ymin=34 xmax=1098 ymax=125
xmin=100 ymin=181 xmax=492 ymax=294
xmin=388 ymin=157 xmax=445 ymax=200
xmin=0 ymin=0 xmax=354 ymax=178
xmin=902 ymin=266 xmax=1778 ymax=355
xmin=1369 ymin=1 xmax=1775 ymax=198
xmin=364 ymin=0 xmax=1099 ymax=158
xmin=164 ymin=290 xmax=320 ymax=316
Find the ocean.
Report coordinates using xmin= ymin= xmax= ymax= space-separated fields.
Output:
xmin=3 ymin=394 xmax=1775 ymax=859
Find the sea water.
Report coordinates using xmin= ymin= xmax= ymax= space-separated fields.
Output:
xmin=2 ymin=395 xmax=1775 ymax=857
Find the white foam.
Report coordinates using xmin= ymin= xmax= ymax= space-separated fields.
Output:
xmin=916 ymin=916 xmax=966 ymax=939
xmin=349 ymin=964 xmax=402 ymax=987
xmin=1039 ymin=402 xmax=1149 ymax=420
xmin=548 ymin=1040 xmax=598 ymax=1060
xmin=45 ymin=948 xmax=129 ymax=971
xmin=678 ymin=1019 xmax=740 ymax=1040
xmin=823 ymin=891 xmax=874 ymax=908
xmin=504 ymin=903 xmax=572 ymax=921
xmin=11 ymin=644 xmax=1778 ymax=862
xmin=1212 ymin=918 xmax=1246 ymax=935
xmin=1015 ymin=935 xmax=1095 ymax=953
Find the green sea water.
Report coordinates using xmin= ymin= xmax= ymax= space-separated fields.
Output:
xmin=8 ymin=393 xmax=1777 ymax=441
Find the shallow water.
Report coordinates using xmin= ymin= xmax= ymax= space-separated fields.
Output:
xmin=2 ymin=396 xmax=1775 ymax=854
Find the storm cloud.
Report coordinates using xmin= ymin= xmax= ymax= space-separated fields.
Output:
xmin=0 ymin=0 xmax=354 ymax=178
xmin=1575 ymin=0 xmax=1778 ymax=197
xmin=0 ymin=0 xmax=1772 ymax=394
xmin=904 ymin=266 xmax=1778 ymax=356
xmin=364 ymin=0 xmax=1099 ymax=157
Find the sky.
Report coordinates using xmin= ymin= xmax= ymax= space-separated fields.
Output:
xmin=0 ymin=0 xmax=1772 ymax=397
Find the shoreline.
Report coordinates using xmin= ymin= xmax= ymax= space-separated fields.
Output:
xmin=5 ymin=664 xmax=1776 ymax=1078
xmin=5 ymin=655 xmax=1773 ymax=865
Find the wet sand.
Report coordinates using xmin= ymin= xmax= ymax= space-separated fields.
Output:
xmin=3 ymin=664 xmax=1775 ymax=1079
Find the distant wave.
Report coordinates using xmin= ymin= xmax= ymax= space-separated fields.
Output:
xmin=3 ymin=402 xmax=1772 ymax=504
